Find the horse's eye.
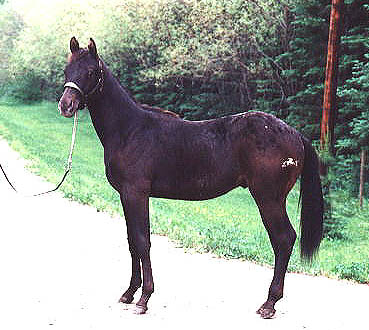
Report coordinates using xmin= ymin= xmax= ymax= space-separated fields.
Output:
xmin=88 ymin=68 xmax=95 ymax=78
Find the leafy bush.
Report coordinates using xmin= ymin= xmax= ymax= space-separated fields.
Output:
xmin=0 ymin=2 xmax=24 ymax=95
xmin=0 ymin=0 xmax=103 ymax=101
xmin=4 ymin=71 xmax=42 ymax=103
xmin=1 ymin=0 xmax=293 ymax=118
xmin=334 ymin=262 xmax=369 ymax=283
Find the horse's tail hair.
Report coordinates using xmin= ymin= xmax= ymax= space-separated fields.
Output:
xmin=299 ymin=136 xmax=324 ymax=262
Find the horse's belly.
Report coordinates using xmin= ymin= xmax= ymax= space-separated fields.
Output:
xmin=150 ymin=142 xmax=242 ymax=200
xmin=150 ymin=175 xmax=239 ymax=201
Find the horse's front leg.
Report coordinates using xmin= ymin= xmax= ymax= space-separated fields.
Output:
xmin=119 ymin=189 xmax=154 ymax=314
xmin=118 ymin=234 xmax=142 ymax=304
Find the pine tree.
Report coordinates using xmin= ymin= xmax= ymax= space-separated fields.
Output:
xmin=334 ymin=0 xmax=369 ymax=192
xmin=255 ymin=0 xmax=332 ymax=138
xmin=283 ymin=0 xmax=331 ymax=138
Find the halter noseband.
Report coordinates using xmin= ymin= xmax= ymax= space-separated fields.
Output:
xmin=64 ymin=59 xmax=104 ymax=109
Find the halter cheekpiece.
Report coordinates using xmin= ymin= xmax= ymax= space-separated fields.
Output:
xmin=64 ymin=59 xmax=104 ymax=109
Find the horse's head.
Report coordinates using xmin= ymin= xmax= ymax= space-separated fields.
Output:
xmin=58 ymin=37 xmax=103 ymax=118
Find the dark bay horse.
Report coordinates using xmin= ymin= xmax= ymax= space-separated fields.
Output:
xmin=58 ymin=38 xmax=323 ymax=319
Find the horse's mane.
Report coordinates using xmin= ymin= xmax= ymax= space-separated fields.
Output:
xmin=140 ymin=104 xmax=180 ymax=118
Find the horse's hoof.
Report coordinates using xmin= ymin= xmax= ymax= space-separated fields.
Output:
xmin=119 ymin=294 xmax=134 ymax=304
xmin=134 ymin=304 xmax=148 ymax=315
xmin=256 ymin=307 xmax=276 ymax=319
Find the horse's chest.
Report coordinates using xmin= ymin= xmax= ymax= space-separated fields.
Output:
xmin=104 ymin=148 xmax=154 ymax=192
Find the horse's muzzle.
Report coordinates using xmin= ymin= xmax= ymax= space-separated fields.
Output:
xmin=58 ymin=88 xmax=81 ymax=118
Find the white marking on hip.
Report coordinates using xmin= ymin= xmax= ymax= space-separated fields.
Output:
xmin=281 ymin=158 xmax=299 ymax=168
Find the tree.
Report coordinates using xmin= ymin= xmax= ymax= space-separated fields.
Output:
xmin=334 ymin=0 xmax=369 ymax=193
xmin=287 ymin=0 xmax=332 ymax=138
xmin=320 ymin=0 xmax=344 ymax=238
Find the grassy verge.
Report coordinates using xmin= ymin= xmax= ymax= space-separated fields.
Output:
xmin=0 ymin=101 xmax=368 ymax=283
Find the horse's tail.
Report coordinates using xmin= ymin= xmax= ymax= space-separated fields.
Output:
xmin=299 ymin=136 xmax=324 ymax=262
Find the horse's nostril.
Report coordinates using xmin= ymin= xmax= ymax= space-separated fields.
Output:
xmin=58 ymin=100 xmax=65 ymax=114
xmin=67 ymin=100 xmax=75 ymax=113
xmin=58 ymin=96 xmax=73 ymax=116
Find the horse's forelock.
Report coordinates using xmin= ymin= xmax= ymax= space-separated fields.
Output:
xmin=67 ymin=49 xmax=89 ymax=64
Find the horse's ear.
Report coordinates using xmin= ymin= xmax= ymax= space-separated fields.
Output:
xmin=70 ymin=37 xmax=80 ymax=54
xmin=88 ymin=38 xmax=98 ymax=59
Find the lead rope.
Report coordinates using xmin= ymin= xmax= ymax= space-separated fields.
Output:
xmin=66 ymin=110 xmax=79 ymax=173
xmin=0 ymin=111 xmax=79 ymax=197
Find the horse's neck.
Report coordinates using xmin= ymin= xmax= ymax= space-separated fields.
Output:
xmin=87 ymin=66 xmax=143 ymax=147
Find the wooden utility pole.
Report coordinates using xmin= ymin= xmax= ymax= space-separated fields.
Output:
xmin=320 ymin=0 xmax=344 ymax=235
xmin=320 ymin=0 xmax=344 ymax=153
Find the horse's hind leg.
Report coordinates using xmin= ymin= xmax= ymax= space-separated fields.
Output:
xmin=119 ymin=190 xmax=154 ymax=314
xmin=251 ymin=191 xmax=296 ymax=318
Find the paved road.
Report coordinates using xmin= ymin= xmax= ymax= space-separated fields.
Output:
xmin=0 ymin=139 xmax=368 ymax=329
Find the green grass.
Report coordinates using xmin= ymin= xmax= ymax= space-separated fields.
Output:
xmin=0 ymin=101 xmax=368 ymax=283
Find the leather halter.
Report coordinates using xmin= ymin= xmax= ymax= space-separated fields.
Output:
xmin=64 ymin=59 xmax=104 ymax=109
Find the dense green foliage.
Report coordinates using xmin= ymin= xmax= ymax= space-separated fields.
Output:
xmin=0 ymin=1 xmax=367 ymax=152
xmin=0 ymin=1 xmax=367 ymax=125
xmin=0 ymin=101 xmax=368 ymax=283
